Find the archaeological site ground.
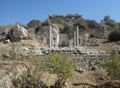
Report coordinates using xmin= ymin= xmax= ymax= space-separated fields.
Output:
xmin=0 ymin=14 xmax=120 ymax=88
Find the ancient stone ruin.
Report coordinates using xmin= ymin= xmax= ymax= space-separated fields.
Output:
xmin=42 ymin=24 xmax=89 ymax=48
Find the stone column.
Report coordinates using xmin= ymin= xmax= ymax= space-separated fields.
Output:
xmin=56 ymin=34 xmax=59 ymax=48
xmin=49 ymin=25 xmax=52 ymax=48
xmin=73 ymin=30 xmax=76 ymax=46
xmin=76 ymin=26 xmax=79 ymax=47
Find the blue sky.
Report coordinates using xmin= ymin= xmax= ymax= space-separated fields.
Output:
xmin=0 ymin=0 xmax=120 ymax=25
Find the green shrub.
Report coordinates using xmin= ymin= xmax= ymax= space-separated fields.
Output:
xmin=13 ymin=54 xmax=74 ymax=88
xmin=104 ymin=50 xmax=120 ymax=79
xmin=86 ymin=20 xmax=100 ymax=29
xmin=30 ymin=54 xmax=74 ymax=80
xmin=29 ymin=55 xmax=48 ymax=72
xmin=27 ymin=54 xmax=74 ymax=88
xmin=48 ymin=54 xmax=74 ymax=79
xmin=108 ymin=30 xmax=120 ymax=42
xmin=27 ymin=19 xmax=41 ymax=28
xmin=74 ymin=17 xmax=87 ymax=29
xmin=12 ymin=54 xmax=73 ymax=88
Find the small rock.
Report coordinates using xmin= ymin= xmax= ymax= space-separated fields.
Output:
xmin=4 ymin=39 xmax=10 ymax=44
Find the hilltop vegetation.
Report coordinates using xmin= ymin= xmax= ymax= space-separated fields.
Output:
xmin=1 ymin=14 xmax=120 ymax=40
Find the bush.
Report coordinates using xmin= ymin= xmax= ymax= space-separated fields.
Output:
xmin=13 ymin=54 xmax=74 ymax=88
xmin=108 ymin=30 xmax=120 ymax=42
xmin=105 ymin=21 xmax=117 ymax=28
xmin=30 ymin=54 xmax=74 ymax=80
xmin=74 ymin=17 xmax=87 ymax=29
xmin=27 ymin=19 xmax=41 ymax=28
xmin=104 ymin=50 xmax=120 ymax=79
xmin=86 ymin=20 xmax=100 ymax=29
xmin=103 ymin=16 xmax=117 ymax=28
xmin=48 ymin=54 xmax=73 ymax=79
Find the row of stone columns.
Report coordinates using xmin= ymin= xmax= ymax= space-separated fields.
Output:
xmin=49 ymin=25 xmax=59 ymax=48
xmin=49 ymin=25 xmax=80 ymax=48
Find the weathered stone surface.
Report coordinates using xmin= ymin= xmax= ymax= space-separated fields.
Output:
xmin=3 ymin=39 xmax=10 ymax=44
xmin=40 ymin=72 xmax=58 ymax=87
xmin=8 ymin=25 xmax=28 ymax=42
xmin=19 ymin=47 xmax=30 ymax=56
xmin=0 ymin=62 xmax=27 ymax=88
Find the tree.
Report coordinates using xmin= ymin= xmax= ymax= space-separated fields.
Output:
xmin=108 ymin=30 xmax=120 ymax=42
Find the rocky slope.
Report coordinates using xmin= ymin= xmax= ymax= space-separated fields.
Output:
xmin=0 ymin=14 xmax=120 ymax=88
xmin=0 ymin=61 xmax=27 ymax=88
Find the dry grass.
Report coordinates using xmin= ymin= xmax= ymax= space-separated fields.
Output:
xmin=72 ymin=68 xmax=109 ymax=88
xmin=21 ymin=40 xmax=45 ymax=48
xmin=0 ymin=60 xmax=26 ymax=79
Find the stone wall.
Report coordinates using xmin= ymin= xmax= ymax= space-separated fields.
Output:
xmin=59 ymin=34 xmax=69 ymax=46
xmin=72 ymin=54 xmax=108 ymax=71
